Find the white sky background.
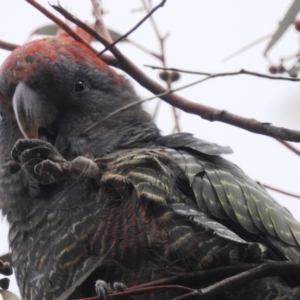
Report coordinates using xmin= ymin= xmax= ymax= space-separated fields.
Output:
xmin=0 ymin=0 xmax=300 ymax=297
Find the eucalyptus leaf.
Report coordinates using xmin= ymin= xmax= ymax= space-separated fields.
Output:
xmin=30 ymin=24 xmax=60 ymax=37
xmin=0 ymin=290 xmax=21 ymax=300
xmin=107 ymin=29 xmax=128 ymax=42
xmin=265 ymin=0 xmax=300 ymax=54
xmin=29 ymin=24 xmax=128 ymax=44
xmin=0 ymin=254 xmax=11 ymax=264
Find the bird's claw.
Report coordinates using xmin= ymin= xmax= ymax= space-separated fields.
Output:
xmin=112 ymin=281 xmax=127 ymax=292
xmin=10 ymin=139 xmax=102 ymax=184
xmin=11 ymin=139 xmax=66 ymax=184
xmin=95 ymin=280 xmax=127 ymax=299
xmin=95 ymin=280 xmax=112 ymax=300
xmin=11 ymin=139 xmax=63 ymax=163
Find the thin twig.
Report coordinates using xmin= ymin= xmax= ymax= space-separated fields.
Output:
xmin=90 ymin=0 xmax=113 ymax=43
xmin=74 ymin=264 xmax=261 ymax=299
xmin=83 ymin=73 xmax=300 ymax=141
xmin=171 ymin=262 xmax=300 ymax=300
xmin=73 ymin=285 xmax=193 ymax=299
xmin=99 ymin=0 xmax=166 ymax=55
xmin=26 ymin=0 xmax=118 ymax=67
xmin=0 ymin=39 xmax=19 ymax=51
xmin=26 ymin=0 xmax=92 ymax=49
xmin=122 ymin=38 xmax=162 ymax=59
xmin=33 ymin=3 xmax=300 ymax=141
xmin=146 ymin=67 xmax=300 ymax=150
xmin=85 ymin=91 xmax=168 ymax=132
xmin=141 ymin=0 xmax=181 ymax=132
xmin=144 ymin=65 xmax=300 ymax=82
xmin=222 ymin=33 xmax=271 ymax=62
xmin=124 ymin=263 xmax=260 ymax=290
xmin=75 ymin=262 xmax=300 ymax=299
xmin=152 ymin=99 xmax=162 ymax=120
xmin=85 ymin=76 xmax=212 ymax=132
xmin=51 ymin=5 xmax=111 ymax=48
xmin=277 ymin=139 xmax=300 ymax=156
xmin=91 ymin=0 xmax=102 ymax=33
xmin=142 ymin=0 xmax=162 ymax=44
xmin=263 ymin=183 xmax=300 ymax=199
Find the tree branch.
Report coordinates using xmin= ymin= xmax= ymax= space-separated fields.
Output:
xmin=124 ymin=263 xmax=260 ymax=290
xmin=25 ymin=0 xmax=119 ymax=68
xmin=72 ymin=262 xmax=300 ymax=299
xmin=171 ymin=262 xmax=300 ymax=300
xmin=73 ymin=264 xmax=260 ymax=299
xmin=0 ymin=39 xmax=19 ymax=51
xmin=140 ymin=0 xmax=181 ymax=132
xmin=99 ymin=0 xmax=167 ymax=55
xmin=90 ymin=0 xmax=113 ymax=43
xmin=25 ymin=2 xmax=300 ymax=142
xmin=73 ymin=285 xmax=194 ymax=299
xmin=144 ymin=65 xmax=300 ymax=82
xmin=277 ymin=139 xmax=300 ymax=156
xmin=263 ymin=183 xmax=300 ymax=199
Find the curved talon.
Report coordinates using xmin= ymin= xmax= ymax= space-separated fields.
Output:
xmin=26 ymin=158 xmax=43 ymax=169
xmin=95 ymin=280 xmax=112 ymax=300
xmin=112 ymin=281 xmax=127 ymax=292
xmin=11 ymin=139 xmax=55 ymax=162
xmin=11 ymin=144 xmax=22 ymax=163
xmin=21 ymin=147 xmax=55 ymax=161
xmin=10 ymin=139 xmax=68 ymax=184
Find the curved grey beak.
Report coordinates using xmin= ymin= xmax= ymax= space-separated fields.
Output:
xmin=12 ymin=82 xmax=58 ymax=139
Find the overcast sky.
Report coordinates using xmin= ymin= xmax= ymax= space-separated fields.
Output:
xmin=0 ymin=0 xmax=300 ymax=297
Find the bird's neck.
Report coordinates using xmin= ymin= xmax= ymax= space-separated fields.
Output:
xmin=67 ymin=121 xmax=161 ymax=159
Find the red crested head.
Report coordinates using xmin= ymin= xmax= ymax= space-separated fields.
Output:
xmin=0 ymin=34 xmax=121 ymax=113
xmin=0 ymin=33 xmax=156 ymax=158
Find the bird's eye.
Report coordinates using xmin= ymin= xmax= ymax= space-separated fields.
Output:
xmin=74 ymin=80 xmax=87 ymax=92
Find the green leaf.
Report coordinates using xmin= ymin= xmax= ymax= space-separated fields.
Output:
xmin=29 ymin=24 xmax=128 ymax=43
xmin=0 ymin=290 xmax=21 ymax=300
xmin=30 ymin=24 xmax=60 ymax=37
xmin=0 ymin=254 xmax=11 ymax=264
xmin=107 ymin=29 xmax=128 ymax=42
xmin=265 ymin=0 xmax=300 ymax=54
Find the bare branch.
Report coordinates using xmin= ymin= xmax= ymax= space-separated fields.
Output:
xmin=142 ymin=0 xmax=163 ymax=46
xmin=72 ymin=285 xmax=193 ymax=299
xmin=110 ymin=285 xmax=194 ymax=298
xmin=25 ymin=0 xmax=119 ymax=68
xmin=72 ymin=262 xmax=300 ymax=299
xmin=26 ymin=0 xmax=92 ymax=49
xmin=74 ymin=264 xmax=261 ymax=299
xmin=222 ymin=33 xmax=271 ymax=62
xmin=145 ymin=65 xmax=300 ymax=82
xmin=277 ymin=139 xmax=300 ymax=156
xmin=263 ymin=183 xmax=300 ymax=199
xmin=90 ymin=0 xmax=113 ymax=43
xmin=32 ymin=3 xmax=300 ymax=141
xmin=124 ymin=263 xmax=260 ymax=290
xmin=99 ymin=0 xmax=167 ymax=55
xmin=51 ymin=4 xmax=111 ymax=48
xmin=171 ymin=262 xmax=300 ymax=300
xmin=0 ymin=40 xmax=19 ymax=52
xmin=85 ymin=77 xmax=215 ymax=132
xmin=141 ymin=0 xmax=180 ymax=132
xmin=83 ymin=74 xmax=300 ymax=142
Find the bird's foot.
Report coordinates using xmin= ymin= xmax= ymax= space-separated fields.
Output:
xmin=10 ymin=139 xmax=101 ymax=184
xmin=95 ymin=280 xmax=127 ymax=300
xmin=11 ymin=139 xmax=66 ymax=184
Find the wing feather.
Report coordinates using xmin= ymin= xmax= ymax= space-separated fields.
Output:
xmin=160 ymin=133 xmax=300 ymax=261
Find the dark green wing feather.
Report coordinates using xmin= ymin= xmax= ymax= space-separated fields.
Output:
xmin=159 ymin=133 xmax=300 ymax=261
